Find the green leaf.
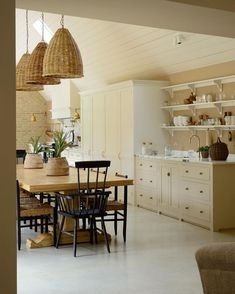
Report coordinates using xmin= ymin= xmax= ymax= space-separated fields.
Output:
xmin=52 ymin=131 xmax=73 ymax=158
xmin=29 ymin=135 xmax=43 ymax=154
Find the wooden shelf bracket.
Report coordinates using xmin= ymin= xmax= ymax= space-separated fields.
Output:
xmin=213 ymin=80 xmax=223 ymax=92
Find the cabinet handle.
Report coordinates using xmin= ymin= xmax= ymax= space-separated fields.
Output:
xmin=140 ymin=178 xmax=143 ymax=181
xmin=139 ymin=194 xmax=143 ymax=197
xmin=149 ymin=165 xmax=153 ymax=168
xmin=185 ymin=206 xmax=189 ymax=210
xmin=200 ymin=190 xmax=203 ymax=194
xmin=199 ymin=172 xmax=203 ymax=175
xmin=150 ymin=197 xmax=153 ymax=200
xmin=149 ymin=180 xmax=153 ymax=183
xmin=185 ymin=170 xmax=189 ymax=173
xmin=167 ymin=172 xmax=170 ymax=177
xmin=185 ymin=187 xmax=189 ymax=191
xmin=140 ymin=164 xmax=143 ymax=166
xmin=200 ymin=210 xmax=203 ymax=214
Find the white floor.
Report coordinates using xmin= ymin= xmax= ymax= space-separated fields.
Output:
xmin=18 ymin=206 xmax=235 ymax=294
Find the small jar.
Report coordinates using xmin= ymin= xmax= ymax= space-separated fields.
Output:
xmin=224 ymin=116 xmax=231 ymax=125
xmin=215 ymin=118 xmax=221 ymax=125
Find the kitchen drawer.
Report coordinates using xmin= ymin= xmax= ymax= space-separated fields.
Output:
xmin=180 ymin=180 xmax=210 ymax=202
xmin=136 ymin=157 xmax=159 ymax=171
xmin=181 ymin=200 xmax=210 ymax=222
xmin=180 ymin=165 xmax=210 ymax=181
xmin=136 ymin=186 xmax=157 ymax=211
xmin=135 ymin=172 xmax=158 ymax=189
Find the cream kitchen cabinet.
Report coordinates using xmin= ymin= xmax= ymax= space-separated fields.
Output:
xmin=91 ymin=93 xmax=106 ymax=160
xmin=80 ymin=95 xmax=92 ymax=157
xmin=135 ymin=155 xmax=235 ymax=231
xmin=80 ymin=80 xmax=169 ymax=205
xmin=135 ymin=157 xmax=161 ymax=211
xmin=105 ymin=90 xmax=122 ymax=173
xmin=159 ymin=163 xmax=180 ymax=218
xmin=179 ymin=163 xmax=211 ymax=228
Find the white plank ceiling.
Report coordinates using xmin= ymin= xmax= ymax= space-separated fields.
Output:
xmin=16 ymin=8 xmax=235 ymax=94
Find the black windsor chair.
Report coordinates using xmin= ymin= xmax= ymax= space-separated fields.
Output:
xmin=55 ymin=160 xmax=111 ymax=257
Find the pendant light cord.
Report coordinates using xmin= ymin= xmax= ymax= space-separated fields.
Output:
xmin=41 ymin=12 xmax=45 ymax=42
xmin=60 ymin=15 xmax=64 ymax=28
xmin=26 ymin=10 xmax=29 ymax=53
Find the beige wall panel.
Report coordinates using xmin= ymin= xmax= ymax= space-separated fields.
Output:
xmin=0 ymin=0 xmax=16 ymax=293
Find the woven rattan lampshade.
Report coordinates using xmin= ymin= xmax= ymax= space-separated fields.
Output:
xmin=16 ymin=53 xmax=44 ymax=91
xmin=27 ymin=41 xmax=60 ymax=85
xmin=43 ymin=28 xmax=83 ymax=79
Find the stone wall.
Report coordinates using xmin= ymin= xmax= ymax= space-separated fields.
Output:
xmin=16 ymin=91 xmax=47 ymax=150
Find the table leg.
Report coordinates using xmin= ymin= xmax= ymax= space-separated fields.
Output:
xmin=123 ymin=185 xmax=128 ymax=242
xmin=114 ymin=186 xmax=118 ymax=235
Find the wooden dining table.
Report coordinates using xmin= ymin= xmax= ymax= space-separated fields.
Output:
xmin=17 ymin=164 xmax=134 ymax=248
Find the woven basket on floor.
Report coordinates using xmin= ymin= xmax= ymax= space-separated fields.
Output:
xmin=43 ymin=28 xmax=83 ymax=79
xmin=27 ymin=42 xmax=61 ymax=85
xmin=16 ymin=53 xmax=44 ymax=91
xmin=209 ymin=138 xmax=229 ymax=161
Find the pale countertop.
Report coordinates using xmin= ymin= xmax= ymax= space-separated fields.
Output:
xmin=135 ymin=153 xmax=235 ymax=165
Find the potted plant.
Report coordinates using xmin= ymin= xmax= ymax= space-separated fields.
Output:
xmin=24 ymin=135 xmax=44 ymax=169
xmin=46 ymin=131 xmax=73 ymax=176
xmin=198 ymin=145 xmax=209 ymax=159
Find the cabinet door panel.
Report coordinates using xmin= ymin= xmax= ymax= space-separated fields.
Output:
xmin=160 ymin=166 xmax=170 ymax=208
xmin=81 ymin=95 xmax=92 ymax=157
xmin=170 ymin=166 xmax=179 ymax=210
xmin=92 ymin=93 xmax=105 ymax=159
xmin=120 ymin=88 xmax=133 ymax=157
xmin=105 ymin=91 xmax=121 ymax=158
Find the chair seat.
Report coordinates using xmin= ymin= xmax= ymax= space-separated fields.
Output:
xmin=20 ymin=195 xmax=40 ymax=205
xmin=59 ymin=209 xmax=107 ymax=218
xmin=106 ymin=200 xmax=124 ymax=211
xmin=20 ymin=203 xmax=54 ymax=217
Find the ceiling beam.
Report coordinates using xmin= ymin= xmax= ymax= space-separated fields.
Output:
xmin=16 ymin=0 xmax=235 ymax=38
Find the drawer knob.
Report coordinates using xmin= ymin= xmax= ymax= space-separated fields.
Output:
xmin=140 ymin=178 xmax=143 ymax=181
xmin=150 ymin=197 xmax=153 ymax=200
xmin=185 ymin=187 xmax=189 ymax=191
xmin=149 ymin=165 xmax=153 ymax=168
xmin=185 ymin=206 xmax=189 ymax=210
xmin=140 ymin=164 xmax=143 ymax=166
xmin=167 ymin=172 xmax=170 ymax=177
xmin=199 ymin=172 xmax=203 ymax=175
xmin=139 ymin=194 xmax=143 ymax=197
xmin=149 ymin=180 xmax=153 ymax=183
xmin=185 ymin=170 xmax=189 ymax=173
xmin=200 ymin=190 xmax=203 ymax=193
xmin=200 ymin=210 xmax=203 ymax=214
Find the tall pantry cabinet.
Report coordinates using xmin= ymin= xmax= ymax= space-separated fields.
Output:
xmin=80 ymin=80 xmax=169 ymax=204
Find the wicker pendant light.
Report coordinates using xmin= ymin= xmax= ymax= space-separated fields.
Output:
xmin=16 ymin=11 xmax=43 ymax=91
xmin=27 ymin=13 xmax=60 ymax=85
xmin=16 ymin=53 xmax=43 ymax=91
xmin=43 ymin=15 xmax=83 ymax=79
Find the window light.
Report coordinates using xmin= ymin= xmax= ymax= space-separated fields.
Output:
xmin=33 ymin=18 xmax=53 ymax=43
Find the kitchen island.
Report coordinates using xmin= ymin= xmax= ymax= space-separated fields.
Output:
xmin=135 ymin=154 xmax=235 ymax=231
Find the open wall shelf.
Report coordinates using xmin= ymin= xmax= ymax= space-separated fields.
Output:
xmin=161 ymin=75 xmax=235 ymax=98
xmin=161 ymin=100 xmax=235 ymax=116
